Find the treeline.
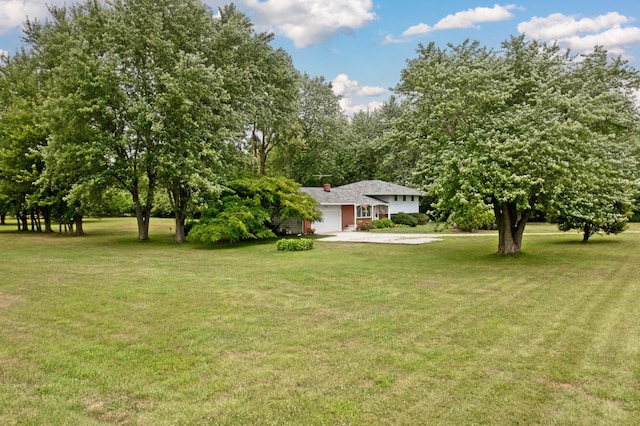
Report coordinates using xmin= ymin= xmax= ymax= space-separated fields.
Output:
xmin=0 ymin=0 xmax=403 ymax=242
xmin=1 ymin=0 xmax=639 ymax=253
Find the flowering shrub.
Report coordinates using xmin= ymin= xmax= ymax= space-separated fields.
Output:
xmin=357 ymin=220 xmax=373 ymax=231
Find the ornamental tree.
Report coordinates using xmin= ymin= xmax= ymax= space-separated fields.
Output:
xmin=394 ymin=36 xmax=640 ymax=254
xmin=187 ymin=175 xmax=321 ymax=244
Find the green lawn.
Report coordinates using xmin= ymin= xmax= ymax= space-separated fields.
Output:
xmin=1 ymin=218 xmax=639 ymax=424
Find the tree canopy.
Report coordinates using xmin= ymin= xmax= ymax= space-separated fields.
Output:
xmin=2 ymin=1 xmax=639 ymax=253
xmin=394 ymin=36 xmax=640 ymax=254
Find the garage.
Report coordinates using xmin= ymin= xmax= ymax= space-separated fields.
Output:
xmin=312 ymin=205 xmax=342 ymax=233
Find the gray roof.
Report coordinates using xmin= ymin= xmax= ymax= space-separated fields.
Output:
xmin=338 ymin=180 xmax=421 ymax=196
xmin=301 ymin=187 xmax=386 ymax=206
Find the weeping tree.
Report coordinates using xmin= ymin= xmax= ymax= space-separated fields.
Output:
xmin=394 ymin=36 xmax=640 ymax=254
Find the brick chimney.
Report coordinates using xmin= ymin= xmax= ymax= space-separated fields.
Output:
xmin=323 ymin=183 xmax=331 ymax=192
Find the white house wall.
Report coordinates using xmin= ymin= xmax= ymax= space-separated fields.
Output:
xmin=375 ymin=195 xmax=420 ymax=215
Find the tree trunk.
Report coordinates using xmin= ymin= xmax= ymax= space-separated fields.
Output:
xmin=132 ymin=187 xmax=151 ymax=241
xmin=174 ymin=211 xmax=186 ymax=243
xmin=19 ymin=211 xmax=28 ymax=231
xmin=135 ymin=205 xmax=151 ymax=241
xmin=168 ymin=185 xmax=190 ymax=243
xmin=74 ymin=215 xmax=84 ymax=236
xmin=30 ymin=210 xmax=38 ymax=232
xmin=42 ymin=207 xmax=53 ymax=233
xmin=493 ymin=200 xmax=531 ymax=255
xmin=1 ymin=213 xmax=5 ymax=225
xmin=582 ymin=223 xmax=592 ymax=243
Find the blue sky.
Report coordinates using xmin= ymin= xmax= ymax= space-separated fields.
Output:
xmin=2 ymin=1 xmax=640 ymax=113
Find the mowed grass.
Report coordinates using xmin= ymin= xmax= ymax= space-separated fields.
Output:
xmin=1 ymin=218 xmax=640 ymax=425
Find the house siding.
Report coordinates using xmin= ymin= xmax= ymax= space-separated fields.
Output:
xmin=278 ymin=217 xmax=303 ymax=234
xmin=375 ymin=195 xmax=419 ymax=215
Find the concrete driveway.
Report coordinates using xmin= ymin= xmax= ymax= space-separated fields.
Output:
xmin=317 ymin=232 xmax=443 ymax=245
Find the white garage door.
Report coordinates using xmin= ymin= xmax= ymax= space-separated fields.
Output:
xmin=313 ymin=206 xmax=342 ymax=233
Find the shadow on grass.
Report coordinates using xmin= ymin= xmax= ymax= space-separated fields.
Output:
xmin=552 ymin=238 xmax=624 ymax=246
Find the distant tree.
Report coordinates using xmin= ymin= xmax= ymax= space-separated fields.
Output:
xmin=270 ymin=74 xmax=348 ymax=186
xmin=246 ymin=47 xmax=299 ymax=175
xmin=187 ymin=175 xmax=321 ymax=244
xmin=394 ymin=36 xmax=640 ymax=254
xmin=0 ymin=51 xmax=52 ymax=232
xmin=343 ymin=96 xmax=406 ymax=183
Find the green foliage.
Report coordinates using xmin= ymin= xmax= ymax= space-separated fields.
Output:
xmin=269 ymin=74 xmax=349 ymax=186
xmin=187 ymin=175 xmax=320 ymax=244
xmin=276 ymin=238 xmax=314 ymax=251
xmin=394 ymin=36 xmax=640 ymax=254
xmin=372 ymin=218 xmax=394 ymax=229
xmin=409 ymin=212 xmax=430 ymax=225
xmin=449 ymin=202 xmax=496 ymax=232
xmin=187 ymin=197 xmax=276 ymax=244
xmin=391 ymin=212 xmax=418 ymax=227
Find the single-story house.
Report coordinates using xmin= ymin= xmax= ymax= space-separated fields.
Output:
xmin=280 ymin=180 xmax=421 ymax=234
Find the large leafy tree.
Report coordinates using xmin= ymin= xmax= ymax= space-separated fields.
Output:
xmin=395 ymin=36 xmax=640 ymax=254
xmin=27 ymin=0 xmax=250 ymax=242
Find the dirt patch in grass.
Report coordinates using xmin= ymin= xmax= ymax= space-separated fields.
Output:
xmin=0 ymin=293 xmax=24 ymax=309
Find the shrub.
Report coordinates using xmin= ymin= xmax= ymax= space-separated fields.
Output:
xmin=276 ymin=238 xmax=314 ymax=251
xmin=391 ymin=212 xmax=418 ymax=227
xmin=372 ymin=218 xmax=394 ymax=229
xmin=409 ymin=212 xmax=430 ymax=225
xmin=357 ymin=220 xmax=373 ymax=231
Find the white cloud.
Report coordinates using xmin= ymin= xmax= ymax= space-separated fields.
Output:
xmin=633 ymin=89 xmax=640 ymax=109
xmin=339 ymin=97 xmax=383 ymax=116
xmin=331 ymin=74 xmax=385 ymax=116
xmin=331 ymin=73 xmax=385 ymax=97
xmin=402 ymin=4 xmax=516 ymax=37
xmin=241 ymin=0 xmax=377 ymax=48
xmin=517 ymin=12 xmax=640 ymax=58
xmin=517 ymin=12 xmax=631 ymax=40
xmin=0 ymin=0 xmax=67 ymax=34
xmin=561 ymin=26 xmax=640 ymax=52
xmin=381 ymin=34 xmax=407 ymax=45
xmin=434 ymin=4 xmax=516 ymax=30
xmin=402 ymin=23 xmax=433 ymax=37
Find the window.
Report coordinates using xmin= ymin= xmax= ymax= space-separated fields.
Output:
xmin=394 ymin=195 xmax=398 ymax=201
xmin=357 ymin=205 xmax=371 ymax=218
xmin=411 ymin=196 xmax=415 ymax=201
xmin=403 ymin=195 xmax=406 ymax=201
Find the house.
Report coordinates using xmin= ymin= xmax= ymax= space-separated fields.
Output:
xmin=294 ymin=180 xmax=421 ymax=234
